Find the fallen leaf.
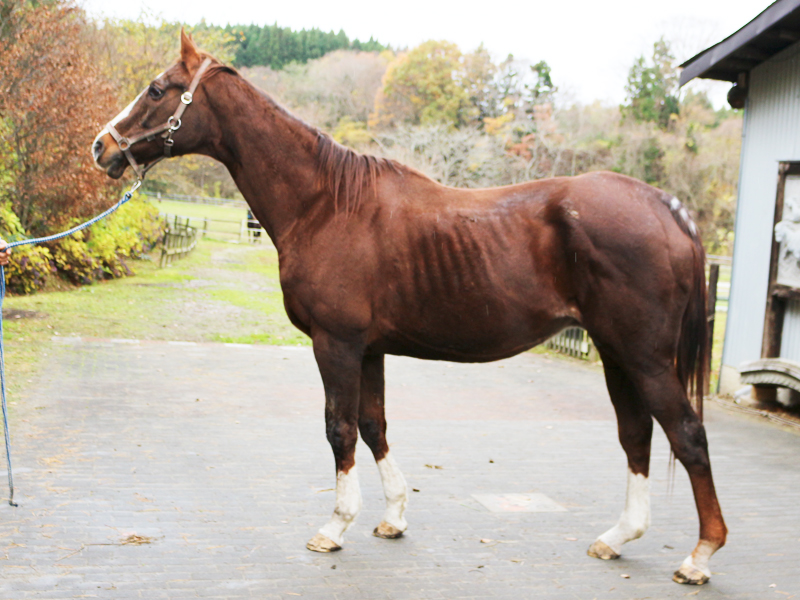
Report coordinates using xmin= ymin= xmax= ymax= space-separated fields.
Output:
xmin=120 ymin=534 xmax=153 ymax=546
xmin=480 ymin=538 xmax=493 ymax=544
xmin=412 ymin=488 xmax=420 ymax=492
xmin=620 ymin=574 xmax=630 ymax=579
xmin=424 ymin=464 xmax=443 ymax=469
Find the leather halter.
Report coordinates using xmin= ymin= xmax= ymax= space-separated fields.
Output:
xmin=106 ymin=58 xmax=212 ymax=180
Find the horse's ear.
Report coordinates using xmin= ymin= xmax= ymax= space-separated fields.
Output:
xmin=180 ymin=28 xmax=202 ymax=71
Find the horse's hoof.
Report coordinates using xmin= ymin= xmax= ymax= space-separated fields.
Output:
xmin=306 ymin=533 xmax=341 ymax=553
xmin=673 ymin=563 xmax=709 ymax=585
xmin=587 ymin=540 xmax=619 ymax=560
xmin=373 ymin=521 xmax=404 ymax=539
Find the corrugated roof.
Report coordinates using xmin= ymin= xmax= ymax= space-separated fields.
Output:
xmin=679 ymin=0 xmax=800 ymax=86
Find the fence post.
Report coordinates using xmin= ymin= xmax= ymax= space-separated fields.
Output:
xmin=240 ymin=219 xmax=247 ymax=243
xmin=203 ymin=218 xmax=208 ymax=238
xmin=706 ymin=263 xmax=720 ymax=395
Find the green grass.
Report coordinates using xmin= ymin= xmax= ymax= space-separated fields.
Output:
xmin=2 ymin=240 xmax=308 ymax=397
xmin=149 ymin=199 xmax=251 ymax=239
xmin=149 ymin=199 xmax=247 ymax=222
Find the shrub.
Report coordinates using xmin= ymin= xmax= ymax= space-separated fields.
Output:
xmin=51 ymin=196 xmax=163 ymax=284
xmin=1 ymin=195 xmax=164 ymax=292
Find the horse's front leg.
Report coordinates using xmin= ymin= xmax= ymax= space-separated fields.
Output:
xmin=307 ymin=334 xmax=365 ymax=553
xmin=358 ymin=354 xmax=408 ymax=539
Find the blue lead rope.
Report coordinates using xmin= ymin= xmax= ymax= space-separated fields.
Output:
xmin=0 ymin=180 xmax=140 ymax=506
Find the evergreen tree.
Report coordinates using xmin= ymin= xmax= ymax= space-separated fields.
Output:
xmin=622 ymin=37 xmax=679 ymax=129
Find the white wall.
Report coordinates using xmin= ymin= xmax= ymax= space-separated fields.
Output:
xmin=720 ymin=40 xmax=800 ymax=392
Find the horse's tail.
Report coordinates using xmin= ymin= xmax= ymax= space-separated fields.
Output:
xmin=666 ymin=195 xmax=709 ymax=421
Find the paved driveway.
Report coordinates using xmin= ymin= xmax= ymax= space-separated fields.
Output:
xmin=0 ymin=338 xmax=798 ymax=599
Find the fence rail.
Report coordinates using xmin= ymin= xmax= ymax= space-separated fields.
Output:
xmin=159 ymin=213 xmax=268 ymax=243
xmin=160 ymin=216 xmax=199 ymax=267
xmin=545 ymin=327 xmax=596 ymax=360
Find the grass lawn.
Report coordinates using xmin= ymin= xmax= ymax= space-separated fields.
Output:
xmin=1 ymin=240 xmax=307 ymax=397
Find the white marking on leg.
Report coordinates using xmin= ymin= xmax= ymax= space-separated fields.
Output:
xmin=377 ymin=451 xmax=408 ymax=531
xmin=598 ymin=468 xmax=650 ymax=554
xmin=680 ymin=539 xmax=715 ymax=578
xmin=318 ymin=466 xmax=362 ymax=546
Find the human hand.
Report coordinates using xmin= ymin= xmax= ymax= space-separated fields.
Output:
xmin=0 ymin=240 xmax=11 ymax=267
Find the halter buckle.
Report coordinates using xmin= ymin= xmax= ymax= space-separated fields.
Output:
xmin=118 ymin=139 xmax=130 ymax=151
xmin=167 ymin=116 xmax=182 ymax=132
xmin=164 ymin=137 xmax=174 ymax=147
xmin=181 ymin=91 xmax=193 ymax=105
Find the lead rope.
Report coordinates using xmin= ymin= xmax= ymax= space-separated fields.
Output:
xmin=0 ymin=179 xmax=141 ymax=506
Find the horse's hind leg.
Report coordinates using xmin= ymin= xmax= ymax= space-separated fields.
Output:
xmin=306 ymin=334 xmax=364 ymax=553
xmin=588 ymin=355 xmax=653 ymax=560
xmin=358 ymin=354 xmax=408 ymax=539
xmin=633 ymin=370 xmax=727 ymax=585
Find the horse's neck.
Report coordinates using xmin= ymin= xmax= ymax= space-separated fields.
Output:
xmin=207 ymin=76 xmax=325 ymax=249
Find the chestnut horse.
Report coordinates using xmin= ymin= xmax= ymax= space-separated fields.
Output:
xmin=93 ymin=32 xmax=726 ymax=585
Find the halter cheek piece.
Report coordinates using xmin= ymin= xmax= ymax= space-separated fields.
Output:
xmin=106 ymin=58 xmax=212 ymax=181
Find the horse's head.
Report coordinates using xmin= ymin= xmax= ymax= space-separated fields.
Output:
xmin=93 ymin=31 xmax=220 ymax=180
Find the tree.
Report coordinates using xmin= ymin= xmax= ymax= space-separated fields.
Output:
xmin=372 ymin=40 xmax=471 ymax=129
xmin=526 ymin=60 xmax=556 ymax=106
xmin=221 ymin=22 xmax=386 ymax=70
xmin=96 ymin=16 xmax=236 ymax=103
xmin=622 ymin=37 xmax=679 ymax=129
xmin=462 ymin=44 xmax=497 ymax=125
xmin=0 ymin=0 xmax=118 ymax=233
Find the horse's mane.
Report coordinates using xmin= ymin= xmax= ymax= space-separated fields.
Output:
xmin=198 ymin=54 xmax=400 ymax=214
xmin=316 ymin=135 xmax=400 ymax=215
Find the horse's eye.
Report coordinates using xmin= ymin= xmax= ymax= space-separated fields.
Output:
xmin=148 ymin=85 xmax=164 ymax=100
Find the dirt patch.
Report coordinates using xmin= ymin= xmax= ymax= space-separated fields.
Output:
xmin=3 ymin=309 xmax=48 ymax=320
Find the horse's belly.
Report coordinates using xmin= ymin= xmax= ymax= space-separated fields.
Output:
xmin=373 ymin=290 xmax=575 ymax=362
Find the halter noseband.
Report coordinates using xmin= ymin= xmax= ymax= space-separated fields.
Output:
xmin=106 ymin=57 xmax=212 ymax=181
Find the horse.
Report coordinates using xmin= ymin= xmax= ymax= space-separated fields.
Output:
xmin=92 ymin=31 xmax=726 ymax=585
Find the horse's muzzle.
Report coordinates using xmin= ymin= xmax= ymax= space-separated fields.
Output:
xmin=92 ymin=131 xmax=127 ymax=179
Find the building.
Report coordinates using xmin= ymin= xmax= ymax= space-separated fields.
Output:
xmin=681 ymin=0 xmax=800 ymax=394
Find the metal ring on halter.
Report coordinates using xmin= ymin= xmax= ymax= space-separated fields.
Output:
xmin=181 ymin=91 xmax=193 ymax=105
xmin=167 ymin=116 xmax=182 ymax=132
xmin=118 ymin=139 xmax=130 ymax=151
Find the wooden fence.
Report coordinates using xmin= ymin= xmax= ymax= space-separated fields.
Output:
xmin=159 ymin=213 xmax=268 ymax=243
xmin=160 ymin=215 xmax=199 ymax=267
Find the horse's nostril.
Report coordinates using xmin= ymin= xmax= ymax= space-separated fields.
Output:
xmin=92 ymin=139 xmax=104 ymax=159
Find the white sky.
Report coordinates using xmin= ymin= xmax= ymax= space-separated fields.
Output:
xmin=80 ymin=0 xmax=773 ymax=108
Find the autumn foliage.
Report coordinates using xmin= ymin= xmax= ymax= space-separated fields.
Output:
xmin=0 ymin=0 xmax=121 ymax=236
